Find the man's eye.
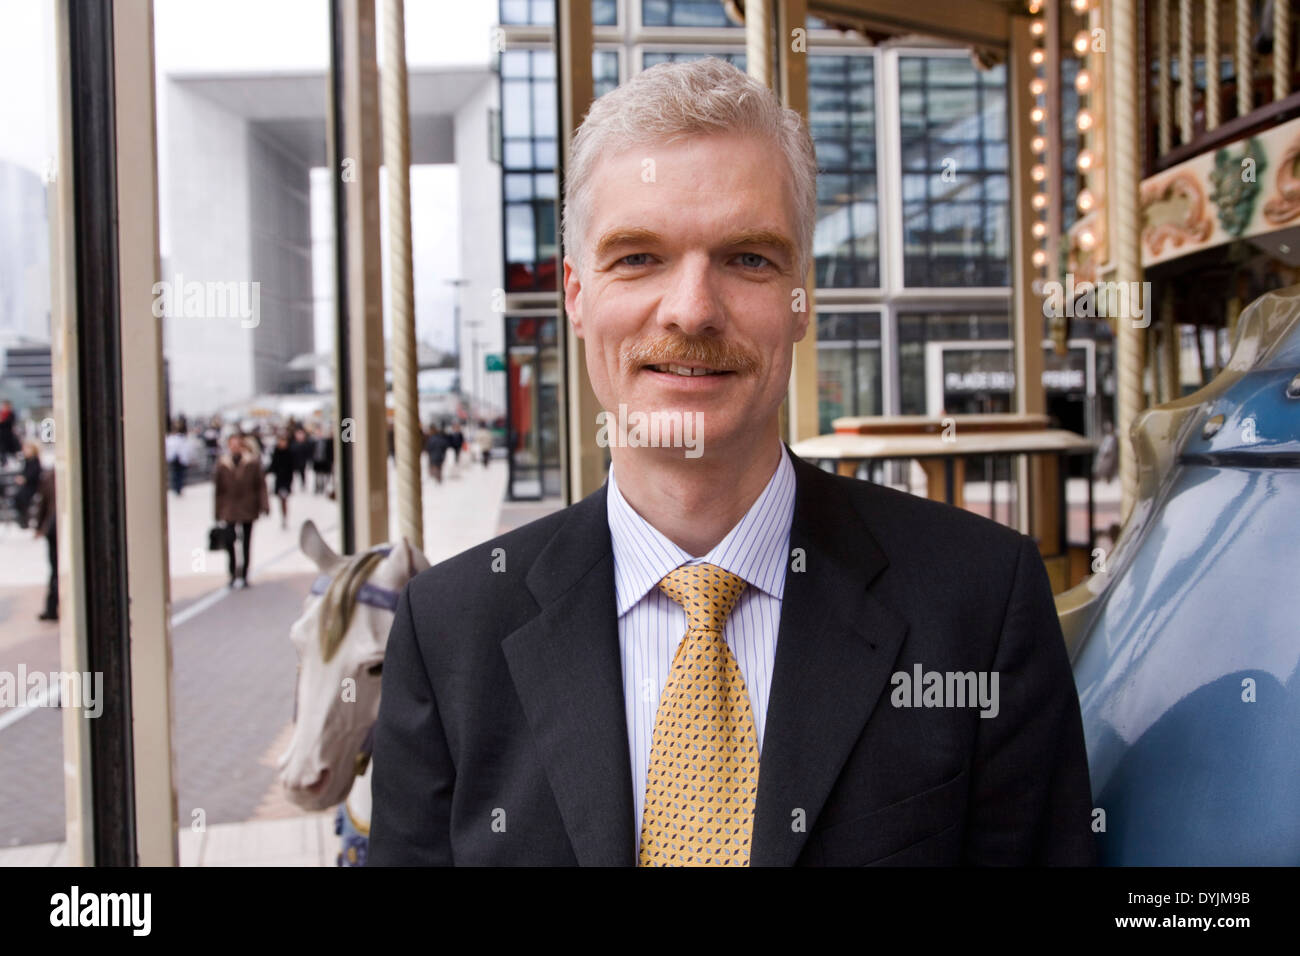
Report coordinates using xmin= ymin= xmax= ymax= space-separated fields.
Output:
xmin=618 ymin=253 xmax=653 ymax=267
xmin=736 ymin=252 xmax=771 ymax=269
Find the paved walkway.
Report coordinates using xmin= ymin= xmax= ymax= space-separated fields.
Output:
xmin=0 ymin=453 xmax=556 ymax=866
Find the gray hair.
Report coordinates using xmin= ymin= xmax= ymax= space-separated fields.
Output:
xmin=562 ymin=57 xmax=818 ymax=279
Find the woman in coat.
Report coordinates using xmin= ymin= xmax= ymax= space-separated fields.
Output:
xmin=213 ymin=432 xmax=269 ymax=588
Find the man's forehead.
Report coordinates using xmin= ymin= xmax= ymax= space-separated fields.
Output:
xmin=585 ymin=140 xmax=796 ymax=255
xmin=589 ymin=132 xmax=773 ymax=184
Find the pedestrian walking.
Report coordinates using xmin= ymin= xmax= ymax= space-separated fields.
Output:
xmin=202 ymin=422 xmax=220 ymax=472
xmin=213 ymin=433 xmax=269 ymax=589
xmin=269 ymin=431 xmax=297 ymax=530
xmin=164 ymin=422 xmax=191 ymax=495
xmin=448 ymin=425 xmax=464 ymax=465
xmin=241 ymin=429 xmax=264 ymax=461
xmin=474 ymin=421 xmax=493 ymax=468
xmin=291 ymin=427 xmax=312 ymax=491
xmin=312 ymin=425 xmax=334 ymax=496
xmin=11 ymin=439 xmax=43 ymax=528
xmin=33 ymin=465 xmax=57 ymax=622
xmin=0 ymin=399 xmax=18 ymax=468
xmin=425 ymin=423 xmax=450 ymax=484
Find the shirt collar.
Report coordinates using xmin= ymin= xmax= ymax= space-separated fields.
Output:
xmin=605 ymin=442 xmax=797 ymax=617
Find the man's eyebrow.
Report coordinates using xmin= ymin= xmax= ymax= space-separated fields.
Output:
xmin=592 ymin=228 xmax=662 ymax=262
xmin=592 ymin=227 xmax=796 ymax=264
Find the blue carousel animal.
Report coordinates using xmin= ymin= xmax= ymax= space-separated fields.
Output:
xmin=1059 ymin=285 xmax=1300 ymax=864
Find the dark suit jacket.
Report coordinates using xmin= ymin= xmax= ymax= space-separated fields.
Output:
xmin=369 ymin=448 xmax=1097 ymax=865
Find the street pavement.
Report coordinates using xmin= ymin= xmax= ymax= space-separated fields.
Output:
xmin=0 ymin=452 xmax=539 ymax=859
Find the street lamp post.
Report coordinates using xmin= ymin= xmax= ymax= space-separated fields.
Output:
xmin=465 ymin=318 xmax=482 ymax=420
xmin=443 ymin=277 xmax=469 ymax=417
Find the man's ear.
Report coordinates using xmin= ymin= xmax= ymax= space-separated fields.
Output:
xmin=791 ymin=289 xmax=811 ymax=343
xmin=563 ymin=255 xmax=584 ymax=338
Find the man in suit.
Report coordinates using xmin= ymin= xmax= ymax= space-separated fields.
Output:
xmin=370 ymin=58 xmax=1095 ymax=866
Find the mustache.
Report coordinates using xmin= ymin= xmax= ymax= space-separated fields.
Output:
xmin=622 ymin=333 xmax=761 ymax=374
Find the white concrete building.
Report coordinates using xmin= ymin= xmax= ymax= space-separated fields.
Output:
xmin=157 ymin=66 xmax=502 ymax=420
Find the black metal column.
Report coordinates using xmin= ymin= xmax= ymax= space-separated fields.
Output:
xmin=329 ymin=0 xmax=355 ymax=555
xmin=65 ymin=0 xmax=136 ymax=866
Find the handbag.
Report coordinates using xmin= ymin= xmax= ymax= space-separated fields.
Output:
xmin=208 ymin=523 xmax=235 ymax=551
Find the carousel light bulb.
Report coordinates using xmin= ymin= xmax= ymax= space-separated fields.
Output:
xmin=1032 ymin=192 xmax=1049 ymax=210
xmin=1030 ymin=77 xmax=1047 ymax=96
xmin=1072 ymin=0 xmax=1091 ymax=12
xmin=1029 ymin=0 xmax=1044 ymax=13
xmin=1031 ymin=106 xmax=1047 ymax=123
xmin=1032 ymin=163 xmax=1047 ymax=182
xmin=1032 ymin=134 xmax=1047 ymax=153
xmin=1078 ymin=149 xmax=1094 ymax=171
xmin=1074 ymin=30 xmax=1090 ymax=56
xmin=1079 ymin=229 xmax=1097 ymax=250
xmin=1078 ymin=187 xmax=1095 ymax=212
xmin=1032 ymin=220 xmax=1048 ymax=238
xmin=1032 ymin=248 xmax=1049 ymax=267
xmin=1076 ymin=69 xmax=1092 ymax=93
xmin=1077 ymin=108 xmax=1094 ymax=131
xmin=1030 ymin=48 xmax=1046 ymax=66
xmin=1031 ymin=20 xmax=1046 ymax=37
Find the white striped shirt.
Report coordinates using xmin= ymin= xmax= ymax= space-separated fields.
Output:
xmin=606 ymin=442 xmax=797 ymax=842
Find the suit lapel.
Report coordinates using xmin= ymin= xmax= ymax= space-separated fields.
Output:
xmin=500 ymin=484 xmax=637 ymax=865
xmin=749 ymin=452 xmax=909 ymax=866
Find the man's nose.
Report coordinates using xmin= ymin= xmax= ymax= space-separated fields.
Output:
xmin=655 ymin=254 xmax=725 ymax=337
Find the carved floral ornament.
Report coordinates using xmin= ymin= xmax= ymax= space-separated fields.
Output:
xmin=1263 ymin=132 xmax=1300 ymax=225
xmin=1141 ymin=171 xmax=1214 ymax=257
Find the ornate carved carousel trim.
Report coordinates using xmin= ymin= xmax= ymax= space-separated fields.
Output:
xmin=1141 ymin=170 xmax=1214 ymax=257
xmin=1263 ymin=131 xmax=1300 ymax=225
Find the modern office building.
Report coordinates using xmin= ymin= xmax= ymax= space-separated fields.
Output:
xmin=0 ymin=161 xmax=53 ymax=413
xmin=155 ymin=64 xmax=502 ymax=421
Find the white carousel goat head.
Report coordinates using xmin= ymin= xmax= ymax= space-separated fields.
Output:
xmin=278 ymin=519 xmax=429 ymax=811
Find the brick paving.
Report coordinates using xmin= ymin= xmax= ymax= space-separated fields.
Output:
xmin=171 ymin=572 xmax=314 ymax=833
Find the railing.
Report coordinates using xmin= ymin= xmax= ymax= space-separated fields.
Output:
xmin=1146 ymin=0 xmax=1300 ymax=172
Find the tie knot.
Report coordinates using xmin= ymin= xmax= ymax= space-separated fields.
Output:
xmin=657 ymin=563 xmax=748 ymax=633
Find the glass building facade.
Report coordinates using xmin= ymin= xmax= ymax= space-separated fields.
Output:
xmin=495 ymin=0 xmax=1102 ymax=498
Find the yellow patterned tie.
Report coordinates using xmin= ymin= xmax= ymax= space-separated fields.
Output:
xmin=639 ymin=563 xmax=760 ymax=866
